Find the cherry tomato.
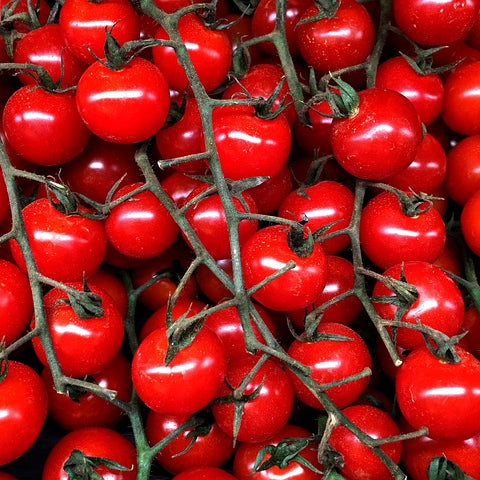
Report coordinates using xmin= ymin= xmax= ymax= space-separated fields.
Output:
xmin=331 ymin=88 xmax=423 ymax=181
xmin=132 ymin=325 xmax=227 ymax=415
xmin=241 ymin=224 xmax=328 ymax=312
xmin=161 ymin=171 xmax=209 ymax=207
xmin=59 ymin=0 xmax=140 ymax=64
xmin=9 ymin=198 xmax=107 ymax=283
xmin=462 ymin=187 xmax=480 ymax=258
xmin=359 ymin=191 xmax=446 ymax=270
xmin=105 ymin=182 xmax=179 ymax=260
xmin=41 ymin=427 xmax=137 ymax=480
xmin=329 ymin=405 xmax=402 ymax=480
xmin=393 ymin=0 xmax=480 ymax=46
xmin=295 ymin=0 xmax=375 ymax=74
xmin=372 ymin=261 xmax=464 ymax=351
xmin=278 ymin=180 xmax=354 ymax=254
xmin=146 ymin=411 xmax=235 ymax=474
xmin=88 ymin=268 xmax=129 ymax=319
xmin=183 ymin=185 xmax=258 ymax=260
xmin=375 ymin=55 xmax=444 ymax=126
xmin=195 ymin=259 xmax=234 ymax=304
xmin=212 ymin=356 xmax=294 ymax=443
xmin=396 ymin=345 xmax=480 ymax=441
xmin=0 ymin=361 xmax=48 ymax=466
xmin=0 ymin=259 xmax=33 ymax=345
xmin=286 ymin=322 xmax=372 ymax=410
xmin=233 ymin=424 xmax=323 ymax=480
xmin=76 ymin=57 xmax=171 ymax=144
xmin=31 ymin=283 xmax=125 ymax=378
xmin=152 ymin=13 xmax=231 ymax=93
xmin=442 ymin=61 xmax=480 ymax=135
xmin=3 ymin=86 xmax=91 ymax=166
xmin=41 ymin=354 xmax=132 ymax=431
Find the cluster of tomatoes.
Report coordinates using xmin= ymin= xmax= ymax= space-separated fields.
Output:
xmin=3 ymin=0 xmax=480 ymax=479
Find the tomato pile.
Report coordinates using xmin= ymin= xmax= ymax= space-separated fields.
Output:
xmin=3 ymin=0 xmax=480 ymax=479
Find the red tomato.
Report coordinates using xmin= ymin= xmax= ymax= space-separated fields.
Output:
xmin=31 ymin=283 xmax=125 ymax=377
xmin=359 ymin=191 xmax=446 ymax=270
xmin=241 ymin=224 xmax=328 ymax=312
xmin=41 ymin=354 xmax=132 ymax=431
xmin=41 ymin=427 xmax=137 ymax=480
xmin=233 ymin=424 xmax=323 ymax=480
xmin=461 ymin=188 xmax=480 ymax=256
xmin=375 ymin=55 xmax=444 ymax=126
xmin=161 ymin=171 xmax=209 ymax=207
xmin=0 ymin=361 xmax=48 ymax=466
xmin=0 ymin=259 xmax=33 ymax=345
xmin=383 ymin=133 xmax=447 ymax=195
xmin=0 ymin=473 xmax=17 ymax=480
xmin=212 ymin=105 xmax=292 ymax=181
xmin=372 ymin=261 xmax=464 ymax=351
xmin=396 ymin=345 xmax=480 ymax=441
xmin=442 ymin=61 xmax=480 ymax=135
xmin=393 ymin=0 xmax=480 ymax=46
xmin=0 ymin=0 xmax=50 ymax=33
xmin=446 ymin=134 xmax=480 ymax=205
xmin=13 ymin=24 xmax=86 ymax=88
xmin=212 ymin=356 xmax=294 ymax=443
xmin=152 ymin=13 xmax=231 ymax=93
xmin=59 ymin=0 xmax=140 ymax=64
xmin=331 ymin=88 xmax=423 ymax=181
xmin=401 ymin=422 xmax=480 ymax=480
xmin=61 ymin=136 xmax=143 ymax=204
xmin=329 ymin=405 xmax=402 ymax=480
xmin=183 ymin=185 xmax=258 ymax=260
xmin=295 ymin=0 xmax=375 ymax=73
xmin=9 ymin=198 xmax=107 ymax=283
xmin=195 ymin=259 xmax=234 ymax=304
xmin=172 ymin=466 xmax=238 ymax=480
xmin=146 ymin=411 xmax=235 ymax=474
xmin=76 ymin=57 xmax=170 ymax=144
xmin=105 ymin=182 xmax=179 ymax=260
xmin=286 ymin=322 xmax=372 ymax=410
xmin=3 ymin=86 xmax=91 ymax=166
xmin=288 ymin=255 xmax=362 ymax=328
xmin=132 ymin=326 xmax=227 ymax=415
xmin=278 ymin=180 xmax=354 ymax=254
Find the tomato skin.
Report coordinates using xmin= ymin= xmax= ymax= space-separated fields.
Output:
xmin=195 ymin=259 xmax=234 ymax=304
xmin=41 ymin=427 xmax=137 ymax=480
xmin=461 ymin=188 xmax=480 ymax=257
xmin=331 ymin=88 xmax=423 ymax=181
xmin=145 ymin=411 xmax=235 ymax=474
xmin=172 ymin=466 xmax=238 ymax=480
xmin=152 ymin=13 xmax=231 ymax=93
xmin=442 ymin=61 xmax=480 ymax=135
xmin=393 ymin=0 xmax=480 ymax=46
xmin=212 ymin=105 xmax=292 ymax=181
xmin=396 ymin=346 xmax=480 ymax=441
xmin=359 ymin=191 xmax=446 ymax=270
xmin=32 ymin=284 xmax=125 ymax=377
xmin=41 ymin=354 xmax=132 ymax=431
xmin=446 ymin=134 xmax=480 ymax=205
xmin=13 ymin=24 xmax=86 ymax=88
xmin=401 ymin=423 xmax=480 ymax=480
xmin=286 ymin=323 xmax=372 ymax=410
xmin=278 ymin=180 xmax=354 ymax=254
xmin=76 ymin=57 xmax=170 ymax=144
xmin=0 ymin=361 xmax=48 ymax=466
xmin=232 ymin=424 xmax=323 ymax=480
xmin=9 ymin=198 xmax=107 ymax=283
xmin=329 ymin=405 xmax=402 ymax=480
xmin=295 ymin=0 xmax=375 ymax=74
xmin=132 ymin=326 xmax=227 ymax=415
xmin=375 ymin=56 xmax=444 ymax=126
xmin=372 ymin=261 xmax=464 ymax=351
xmin=105 ymin=182 xmax=179 ymax=260
xmin=241 ymin=224 xmax=328 ymax=312
xmin=3 ymin=86 xmax=91 ymax=166
xmin=212 ymin=356 xmax=294 ymax=443
xmin=59 ymin=0 xmax=140 ymax=64
xmin=0 ymin=259 xmax=33 ymax=345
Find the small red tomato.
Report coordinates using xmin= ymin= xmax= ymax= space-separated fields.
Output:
xmin=286 ymin=323 xmax=372 ymax=410
xmin=461 ymin=188 xmax=480 ymax=257
xmin=241 ymin=224 xmax=328 ymax=312
xmin=396 ymin=345 xmax=480 ymax=441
